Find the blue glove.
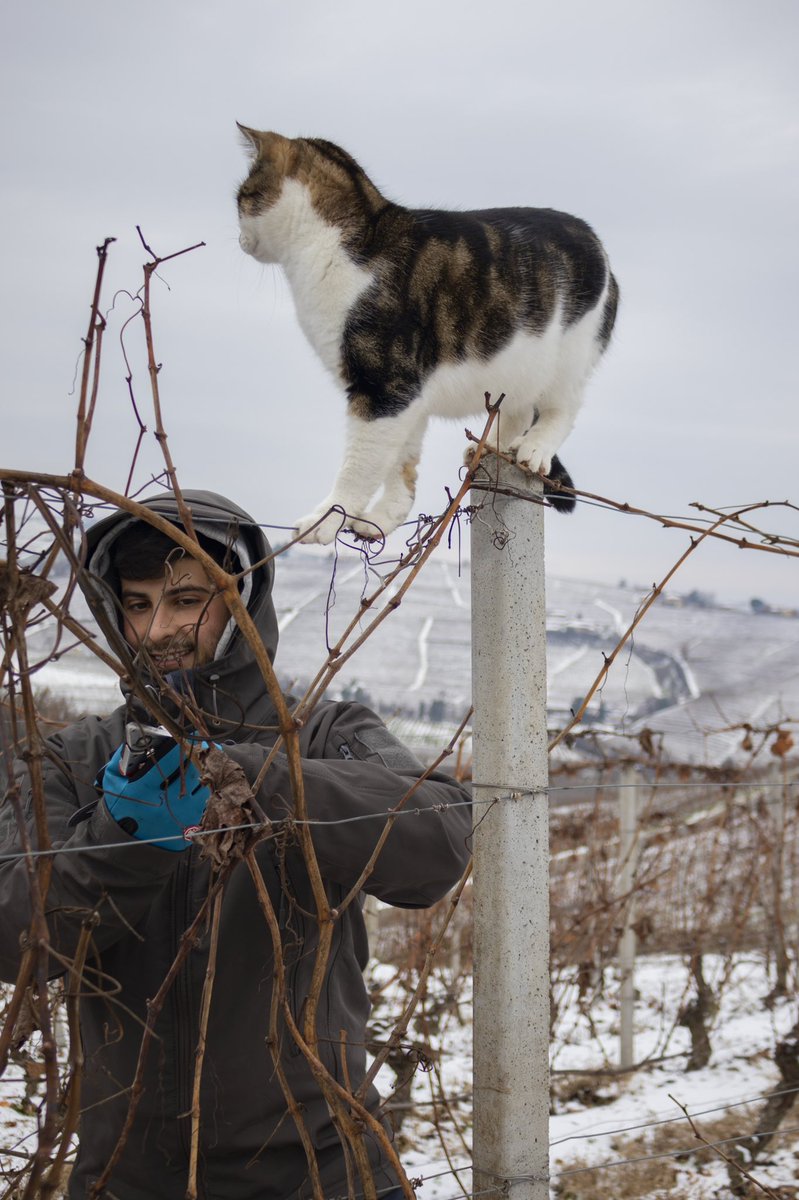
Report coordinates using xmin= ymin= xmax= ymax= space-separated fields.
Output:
xmin=101 ymin=741 xmax=211 ymax=852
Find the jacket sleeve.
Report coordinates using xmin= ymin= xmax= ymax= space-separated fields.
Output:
xmin=224 ymin=702 xmax=472 ymax=907
xmin=0 ymin=717 xmax=181 ymax=983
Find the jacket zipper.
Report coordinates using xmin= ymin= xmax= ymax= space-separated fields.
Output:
xmin=209 ymin=674 xmax=222 ymax=731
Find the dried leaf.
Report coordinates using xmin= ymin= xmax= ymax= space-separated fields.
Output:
xmin=771 ymin=729 xmax=794 ymax=758
xmin=638 ymin=728 xmax=656 ymax=757
xmin=0 ymin=563 xmax=57 ymax=613
xmin=195 ymin=744 xmax=266 ymax=868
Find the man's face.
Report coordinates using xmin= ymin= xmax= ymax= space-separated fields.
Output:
xmin=120 ymin=556 xmax=230 ymax=672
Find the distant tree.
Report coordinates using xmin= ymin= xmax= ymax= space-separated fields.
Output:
xmin=750 ymin=597 xmax=771 ymax=615
xmin=429 ymin=698 xmax=446 ymax=724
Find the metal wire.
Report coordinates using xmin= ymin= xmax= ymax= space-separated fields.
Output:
xmin=0 ymin=765 xmax=793 ymax=864
xmin=551 ymin=1120 xmax=799 ymax=1178
xmin=550 ymin=1081 xmax=799 ymax=1147
xmin=0 ymin=796 xmax=482 ymax=863
xmin=328 ymin=1081 xmax=799 ymax=1197
xmin=384 ymin=1115 xmax=799 ymax=1198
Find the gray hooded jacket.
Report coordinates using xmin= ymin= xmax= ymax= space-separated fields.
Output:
xmin=0 ymin=491 xmax=472 ymax=1200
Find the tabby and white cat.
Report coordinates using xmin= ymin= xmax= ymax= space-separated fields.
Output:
xmin=237 ymin=129 xmax=618 ymax=544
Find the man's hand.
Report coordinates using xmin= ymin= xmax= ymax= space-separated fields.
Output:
xmin=101 ymin=739 xmax=211 ymax=852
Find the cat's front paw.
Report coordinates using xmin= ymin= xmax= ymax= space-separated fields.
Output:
xmin=463 ymin=441 xmax=501 ymax=468
xmin=508 ymin=434 xmax=554 ymax=477
xmin=347 ymin=515 xmax=388 ymax=543
xmin=350 ymin=499 xmax=408 ymax=542
xmin=295 ymin=505 xmax=350 ymax=545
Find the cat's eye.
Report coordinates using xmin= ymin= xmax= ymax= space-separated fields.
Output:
xmin=237 ymin=185 xmax=262 ymax=214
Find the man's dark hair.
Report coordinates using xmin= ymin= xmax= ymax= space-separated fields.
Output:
xmin=111 ymin=524 xmax=241 ymax=583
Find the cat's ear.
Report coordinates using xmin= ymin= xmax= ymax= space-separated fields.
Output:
xmin=237 ymin=122 xmax=264 ymax=159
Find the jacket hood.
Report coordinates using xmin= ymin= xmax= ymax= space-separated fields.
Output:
xmin=84 ymin=490 xmax=281 ymax=739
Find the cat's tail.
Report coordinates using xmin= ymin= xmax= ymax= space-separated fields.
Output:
xmin=544 ymin=455 xmax=577 ymax=514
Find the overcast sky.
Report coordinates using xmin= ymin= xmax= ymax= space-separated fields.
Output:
xmin=2 ymin=0 xmax=798 ymax=605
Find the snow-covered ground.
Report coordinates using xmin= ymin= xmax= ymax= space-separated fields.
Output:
xmin=367 ymin=953 xmax=799 ymax=1199
xmin=1 ymin=952 xmax=796 ymax=1195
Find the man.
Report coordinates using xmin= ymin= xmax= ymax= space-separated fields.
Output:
xmin=0 ymin=490 xmax=472 ymax=1200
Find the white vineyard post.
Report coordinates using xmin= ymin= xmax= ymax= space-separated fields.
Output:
xmin=618 ymin=766 xmax=640 ymax=1070
xmin=471 ymin=452 xmax=549 ymax=1200
xmin=770 ymin=758 xmax=789 ymax=993
xmin=363 ymin=894 xmax=381 ymax=955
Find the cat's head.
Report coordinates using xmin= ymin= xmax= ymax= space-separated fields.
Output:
xmin=237 ymin=127 xmax=386 ymax=263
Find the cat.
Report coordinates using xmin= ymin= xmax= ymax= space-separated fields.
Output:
xmin=236 ymin=128 xmax=618 ymax=544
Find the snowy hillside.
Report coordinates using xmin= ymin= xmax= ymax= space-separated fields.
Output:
xmin=25 ymin=546 xmax=799 ymax=766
